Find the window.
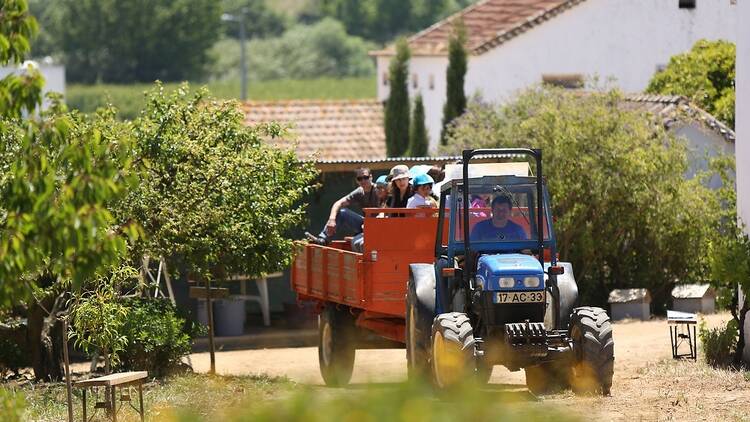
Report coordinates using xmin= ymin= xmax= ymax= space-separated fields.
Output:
xmin=678 ymin=0 xmax=696 ymax=9
xmin=541 ymin=74 xmax=584 ymax=89
xmin=412 ymin=73 xmax=419 ymax=89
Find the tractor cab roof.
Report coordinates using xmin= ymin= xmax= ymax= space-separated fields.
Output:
xmin=436 ymin=162 xmax=533 ymax=194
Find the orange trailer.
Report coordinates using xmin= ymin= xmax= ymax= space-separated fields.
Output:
xmin=292 ymin=208 xmax=442 ymax=344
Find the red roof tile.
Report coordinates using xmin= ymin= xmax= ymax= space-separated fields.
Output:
xmin=241 ymin=100 xmax=386 ymax=161
xmin=371 ymin=0 xmax=586 ymax=56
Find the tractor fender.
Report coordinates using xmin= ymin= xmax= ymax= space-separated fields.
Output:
xmin=408 ymin=264 xmax=436 ymax=317
xmin=556 ymin=262 xmax=578 ymax=328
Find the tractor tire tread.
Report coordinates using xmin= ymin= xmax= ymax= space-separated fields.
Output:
xmin=570 ymin=306 xmax=615 ymax=395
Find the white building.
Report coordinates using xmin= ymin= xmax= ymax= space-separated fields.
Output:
xmin=372 ymin=0 xmax=737 ymax=152
xmin=0 ymin=58 xmax=65 ymax=112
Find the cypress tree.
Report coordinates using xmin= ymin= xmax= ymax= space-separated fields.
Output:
xmin=408 ymin=95 xmax=429 ymax=156
xmin=384 ymin=38 xmax=410 ymax=157
xmin=441 ymin=20 xmax=467 ymax=145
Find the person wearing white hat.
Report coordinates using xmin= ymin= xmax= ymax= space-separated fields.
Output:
xmin=387 ymin=164 xmax=414 ymax=208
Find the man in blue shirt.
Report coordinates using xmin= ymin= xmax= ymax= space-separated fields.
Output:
xmin=470 ymin=195 xmax=528 ymax=241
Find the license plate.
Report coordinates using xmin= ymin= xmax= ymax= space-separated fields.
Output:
xmin=494 ymin=291 xmax=545 ymax=304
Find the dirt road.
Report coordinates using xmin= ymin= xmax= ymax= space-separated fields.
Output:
xmin=188 ymin=313 xmax=750 ymax=420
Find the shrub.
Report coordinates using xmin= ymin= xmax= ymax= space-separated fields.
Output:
xmin=0 ymin=337 xmax=27 ymax=377
xmin=442 ymin=86 xmax=719 ymax=309
xmin=699 ymin=319 xmax=738 ymax=367
xmin=118 ymin=297 xmax=200 ymax=377
xmin=0 ymin=387 xmax=25 ymax=422
xmin=207 ymin=18 xmax=375 ymax=82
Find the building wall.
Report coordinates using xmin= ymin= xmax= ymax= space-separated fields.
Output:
xmin=377 ymin=0 xmax=737 ymax=152
xmin=611 ymin=302 xmax=650 ymax=321
xmin=737 ymin=0 xmax=750 ymax=363
xmin=673 ymin=297 xmax=715 ymax=314
xmin=0 ymin=62 xmax=65 ymax=111
xmin=672 ymin=123 xmax=734 ymax=189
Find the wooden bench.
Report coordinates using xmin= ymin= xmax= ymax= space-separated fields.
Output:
xmin=74 ymin=371 xmax=147 ymax=422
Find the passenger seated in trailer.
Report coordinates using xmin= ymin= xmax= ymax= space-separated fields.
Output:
xmin=406 ymin=173 xmax=438 ymax=215
xmin=470 ymin=195 xmax=528 ymax=242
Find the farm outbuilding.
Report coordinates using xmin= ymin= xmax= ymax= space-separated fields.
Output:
xmin=608 ymin=289 xmax=651 ymax=321
xmin=671 ymin=284 xmax=716 ymax=314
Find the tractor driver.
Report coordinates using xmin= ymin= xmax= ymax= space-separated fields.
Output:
xmin=470 ymin=195 xmax=528 ymax=242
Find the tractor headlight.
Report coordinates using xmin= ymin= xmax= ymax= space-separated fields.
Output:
xmin=523 ymin=276 xmax=541 ymax=288
xmin=499 ymin=277 xmax=515 ymax=288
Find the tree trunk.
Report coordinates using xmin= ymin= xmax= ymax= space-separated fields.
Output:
xmin=735 ymin=299 xmax=748 ymax=366
xmin=27 ymin=293 xmax=65 ymax=382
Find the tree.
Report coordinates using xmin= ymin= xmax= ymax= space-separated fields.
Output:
xmin=120 ymin=84 xmax=318 ymax=282
xmin=705 ymin=157 xmax=749 ymax=365
xmin=442 ymin=86 xmax=719 ymax=309
xmin=0 ymin=0 xmax=43 ymax=119
xmin=647 ymin=39 xmax=735 ymax=128
xmin=221 ymin=0 xmax=287 ymax=39
xmin=409 ymin=94 xmax=429 ymax=156
xmin=384 ymin=38 xmax=410 ymax=157
xmin=54 ymin=0 xmax=221 ymax=83
xmin=441 ymin=19 xmax=467 ymax=145
xmin=209 ymin=18 xmax=375 ymax=82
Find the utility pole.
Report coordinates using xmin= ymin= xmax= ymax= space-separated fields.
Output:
xmin=736 ymin=0 xmax=750 ymax=363
xmin=221 ymin=7 xmax=248 ymax=100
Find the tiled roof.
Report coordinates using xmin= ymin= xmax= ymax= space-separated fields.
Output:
xmin=622 ymin=94 xmax=735 ymax=142
xmin=671 ymin=284 xmax=714 ymax=299
xmin=608 ymin=288 xmax=651 ymax=304
xmin=371 ymin=0 xmax=586 ymax=56
xmin=241 ymin=99 xmax=386 ymax=161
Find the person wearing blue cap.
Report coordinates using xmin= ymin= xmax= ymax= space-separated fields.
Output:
xmin=375 ymin=175 xmax=389 ymax=207
xmin=407 ymin=173 xmax=438 ymax=209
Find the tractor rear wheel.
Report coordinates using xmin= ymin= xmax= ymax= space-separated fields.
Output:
xmin=406 ymin=280 xmax=432 ymax=381
xmin=430 ymin=312 xmax=476 ymax=389
xmin=569 ymin=307 xmax=614 ymax=395
xmin=318 ymin=305 xmax=356 ymax=387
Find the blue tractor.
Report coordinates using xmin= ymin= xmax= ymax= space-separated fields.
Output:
xmin=406 ymin=148 xmax=614 ymax=394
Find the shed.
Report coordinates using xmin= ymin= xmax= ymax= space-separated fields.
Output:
xmin=608 ymin=289 xmax=651 ymax=321
xmin=671 ymin=284 xmax=716 ymax=314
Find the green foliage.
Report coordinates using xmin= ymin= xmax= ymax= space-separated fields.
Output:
xmin=384 ymin=38 xmax=410 ymax=157
xmin=409 ymin=94 xmax=428 ymax=156
xmin=221 ymin=0 xmax=287 ymax=39
xmin=319 ymin=0 xmax=478 ymax=43
xmin=119 ymin=297 xmax=199 ymax=377
xmin=442 ymin=86 xmax=718 ymax=308
xmin=0 ymin=105 xmax=140 ymax=306
xmin=69 ymin=269 xmax=134 ymax=370
xmin=209 ymin=18 xmax=375 ymax=82
xmin=66 ymin=77 xmax=376 ymax=120
xmin=699 ymin=319 xmax=739 ymax=367
xmin=0 ymin=0 xmax=44 ymax=119
xmin=121 ymin=83 xmax=318 ymax=280
xmin=52 ymin=0 xmax=221 ymax=83
xmin=441 ymin=20 xmax=467 ymax=145
xmin=0 ymin=387 xmax=25 ymax=422
xmin=647 ymin=39 xmax=735 ymax=128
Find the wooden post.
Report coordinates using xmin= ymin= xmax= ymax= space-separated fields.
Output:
xmin=206 ymin=278 xmax=216 ymax=375
xmin=62 ymin=318 xmax=74 ymax=422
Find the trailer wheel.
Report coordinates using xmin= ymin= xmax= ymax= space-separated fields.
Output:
xmin=318 ymin=305 xmax=356 ymax=387
xmin=431 ymin=312 xmax=476 ymax=389
xmin=569 ymin=307 xmax=614 ymax=395
xmin=406 ymin=278 xmax=432 ymax=381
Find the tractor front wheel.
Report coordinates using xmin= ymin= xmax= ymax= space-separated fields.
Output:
xmin=569 ymin=307 xmax=614 ymax=395
xmin=318 ymin=305 xmax=356 ymax=387
xmin=430 ymin=312 xmax=476 ymax=389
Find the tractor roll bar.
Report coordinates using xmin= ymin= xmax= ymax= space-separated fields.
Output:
xmin=460 ymin=148 xmax=545 ymax=268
